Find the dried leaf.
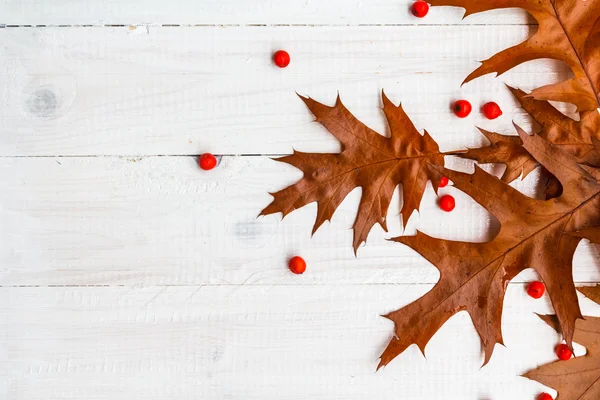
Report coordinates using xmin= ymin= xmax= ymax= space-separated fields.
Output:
xmin=579 ymin=285 xmax=600 ymax=304
xmin=377 ymin=0 xmax=600 ymax=368
xmin=261 ymin=0 xmax=600 ymax=374
xmin=379 ymin=127 xmax=600 ymax=368
xmin=523 ymin=286 xmax=600 ymax=400
xmin=457 ymin=127 xmax=538 ymax=182
xmin=261 ymin=93 xmax=445 ymax=253
xmin=509 ymin=86 xmax=600 ymax=168
xmin=458 ymin=86 xmax=600 ymax=183
xmin=569 ymin=226 xmax=600 ymax=244
xmin=543 ymin=170 xmax=563 ymax=200
xmin=430 ymin=0 xmax=600 ymax=111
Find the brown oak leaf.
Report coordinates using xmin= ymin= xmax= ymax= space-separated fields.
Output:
xmin=378 ymin=126 xmax=600 ymax=368
xmin=429 ymin=0 xmax=600 ymax=111
xmin=523 ymin=285 xmax=600 ymax=400
xmin=457 ymin=127 xmax=538 ymax=183
xmin=570 ymin=226 xmax=600 ymax=244
xmin=260 ymin=93 xmax=445 ymax=253
xmin=458 ymin=86 xmax=600 ymax=184
xmin=579 ymin=285 xmax=600 ymax=304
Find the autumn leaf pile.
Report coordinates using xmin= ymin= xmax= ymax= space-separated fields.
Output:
xmin=261 ymin=0 xmax=600 ymax=397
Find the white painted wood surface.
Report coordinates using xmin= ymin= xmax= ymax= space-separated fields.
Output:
xmin=1 ymin=2 xmax=597 ymax=400
xmin=0 ymin=26 xmax=570 ymax=156
xmin=2 ymin=285 xmax=600 ymax=400
xmin=2 ymin=156 xmax=599 ymax=287
xmin=1 ymin=1 xmax=531 ymax=25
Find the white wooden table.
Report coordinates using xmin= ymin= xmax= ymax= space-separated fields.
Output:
xmin=1 ymin=2 xmax=599 ymax=399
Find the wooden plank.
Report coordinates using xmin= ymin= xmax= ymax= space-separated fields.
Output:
xmin=0 ymin=25 xmax=570 ymax=156
xmin=1 ymin=1 xmax=531 ymax=26
xmin=2 ymin=156 xmax=598 ymax=286
xmin=2 ymin=285 xmax=598 ymax=400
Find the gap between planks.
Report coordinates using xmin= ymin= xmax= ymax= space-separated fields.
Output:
xmin=2 ymin=282 xmax=600 ymax=288
xmin=0 ymin=154 xmax=284 ymax=158
xmin=0 ymin=23 xmax=538 ymax=28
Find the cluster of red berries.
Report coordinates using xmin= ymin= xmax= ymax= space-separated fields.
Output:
xmin=453 ymin=99 xmax=503 ymax=119
xmin=526 ymin=279 xmax=571 ymax=391
xmin=436 ymin=176 xmax=455 ymax=212
xmin=410 ymin=2 xmax=504 ymax=121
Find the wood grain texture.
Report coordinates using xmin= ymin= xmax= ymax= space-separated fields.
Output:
xmin=2 ymin=3 xmax=598 ymax=399
xmin=2 ymin=156 xmax=599 ymax=286
xmin=2 ymin=285 xmax=599 ymax=400
xmin=0 ymin=25 xmax=571 ymax=156
xmin=1 ymin=0 xmax=532 ymax=25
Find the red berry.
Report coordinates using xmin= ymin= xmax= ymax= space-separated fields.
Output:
xmin=537 ymin=393 xmax=553 ymax=400
xmin=273 ymin=50 xmax=290 ymax=68
xmin=527 ymin=281 xmax=545 ymax=299
xmin=453 ymin=100 xmax=472 ymax=118
xmin=289 ymin=256 xmax=306 ymax=274
xmin=439 ymin=195 xmax=455 ymax=212
xmin=439 ymin=176 xmax=449 ymax=188
xmin=199 ymin=153 xmax=217 ymax=170
xmin=482 ymin=102 xmax=503 ymax=120
xmin=411 ymin=1 xmax=429 ymax=18
xmin=556 ymin=343 xmax=573 ymax=360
